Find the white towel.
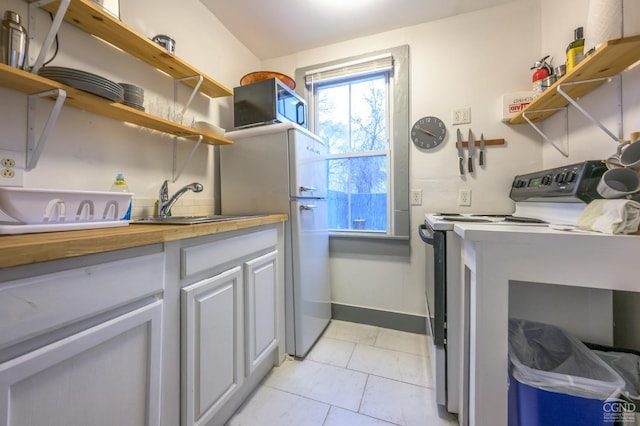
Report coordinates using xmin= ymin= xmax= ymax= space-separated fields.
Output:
xmin=576 ymin=199 xmax=640 ymax=234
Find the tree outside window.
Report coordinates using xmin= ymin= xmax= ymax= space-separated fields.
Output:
xmin=316 ymin=74 xmax=389 ymax=232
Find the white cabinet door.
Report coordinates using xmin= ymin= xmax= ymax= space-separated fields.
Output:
xmin=244 ymin=250 xmax=278 ymax=375
xmin=181 ymin=266 xmax=244 ymax=426
xmin=0 ymin=301 xmax=163 ymax=426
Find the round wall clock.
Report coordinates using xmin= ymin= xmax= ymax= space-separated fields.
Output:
xmin=411 ymin=116 xmax=447 ymax=149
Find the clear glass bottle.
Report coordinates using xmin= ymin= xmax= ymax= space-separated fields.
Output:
xmin=0 ymin=11 xmax=28 ymax=70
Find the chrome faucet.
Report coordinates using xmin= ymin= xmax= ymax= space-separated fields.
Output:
xmin=158 ymin=180 xmax=204 ymax=217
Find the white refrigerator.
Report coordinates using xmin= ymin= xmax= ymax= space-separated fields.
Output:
xmin=220 ymin=122 xmax=330 ymax=357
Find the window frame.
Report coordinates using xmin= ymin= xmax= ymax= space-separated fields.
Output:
xmin=318 ymin=72 xmax=391 ymax=233
xmin=295 ymin=45 xmax=410 ymax=239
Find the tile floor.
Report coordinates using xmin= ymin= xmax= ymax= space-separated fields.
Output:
xmin=227 ymin=320 xmax=459 ymax=426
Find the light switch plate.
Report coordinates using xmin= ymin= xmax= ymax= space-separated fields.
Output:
xmin=452 ymin=107 xmax=471 ymax=125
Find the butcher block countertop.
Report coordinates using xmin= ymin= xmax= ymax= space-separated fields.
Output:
xmin=0 ymin=214 xmax=288 ymax=269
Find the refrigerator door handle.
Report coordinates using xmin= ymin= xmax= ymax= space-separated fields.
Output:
xmin=300 ymin=204 xmax=317 ymax=210
xmin=299 ymin=185 xmax=317 ymax=193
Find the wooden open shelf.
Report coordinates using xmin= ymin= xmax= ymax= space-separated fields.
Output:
xmin=0 ymin=64 xmax=232 ymax=146
xmin=509 ymin=35 xmax=640 ymax=124
xmin=29 ymin=0 xmax=232 ymax=99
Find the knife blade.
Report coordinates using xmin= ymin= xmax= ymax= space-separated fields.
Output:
xmin=479 ymin=133 xmax=486 ymax=166
xmin=467 ymin=129 xmax=475 ymax=173
xmin=456 ymin=128 xmax=465 ymax=176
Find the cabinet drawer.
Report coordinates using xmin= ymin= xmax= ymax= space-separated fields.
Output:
xmin=0 ymin=300 xmax=162 ymax=426
xmin=181 ymin=228 xmax=277 ymax=279
xmin=0 ymin=252 xmax=164 ymax=350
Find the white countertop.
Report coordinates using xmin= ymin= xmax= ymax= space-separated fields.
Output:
xmin=425 ymin=211 xmax=640 ymax=240
xmin=456 ymin=219 xmax=639 ymax=426
xmin=452 ymin=221 xmax=637 ymax=241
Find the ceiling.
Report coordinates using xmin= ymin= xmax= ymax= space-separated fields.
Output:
xmin=199 ymin=0 xmax=517 ymax=60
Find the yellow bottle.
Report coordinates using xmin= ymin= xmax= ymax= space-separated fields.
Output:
xmin=566 ymin=27 xmax=585 ymax=72
xmin=110 ymin=173 xmax=132 ymax=220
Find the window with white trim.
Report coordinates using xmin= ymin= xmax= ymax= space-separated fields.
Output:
xmin=295 ymin=45 xmax=410 ymax=238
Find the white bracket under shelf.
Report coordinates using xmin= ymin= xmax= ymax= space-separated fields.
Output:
xmin=173 ymin=75 xmax=204 ymax=124
xmin=556 ymin=76 xmax=622 ymax=142
xmin=27 ymin=88 xmax=67 ymax=170
xmin=169 ymin=74 xmax=205 ymax=182
xmin=172 ymin=135 xmax=203 ymax=183
xmin=523 ymin=108 xmax=569 ymax=157
xmin=521 ymin=75 xmax=623 ymax=157
xmin=28 ymin=0 xmax=70 ymax=74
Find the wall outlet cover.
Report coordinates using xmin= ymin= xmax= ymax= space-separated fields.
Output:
xmin=458 ymin=189 xmax=471 ymax=206
xmin=0 ymin=149 xmax=25 ymax=187
xmin=410 ymin=189 xmax=423 ymax=206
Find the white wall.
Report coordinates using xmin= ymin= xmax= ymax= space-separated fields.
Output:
xmin=539 ymin=0 xmax=640 ymax=167
xmin=264 ymin=0 xmax=640 ymax=319
xmin=264 ymin=0 xmax=544 ymax=317
xmin=0 ymin=0 xmax=260 ymax=217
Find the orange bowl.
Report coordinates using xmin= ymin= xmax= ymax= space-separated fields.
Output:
xmin=240 ymin=71 xmax=296 ymax=90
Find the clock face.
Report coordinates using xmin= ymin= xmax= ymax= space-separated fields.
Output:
xmin=411 ymin=116 xmax=447 ymax=149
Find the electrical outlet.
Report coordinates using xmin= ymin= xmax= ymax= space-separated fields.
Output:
xmin=0 ymin=149 xmax=25 ymax=187
xmin=1 ymin=168 xmax=15 ymax=178
xmin=458 ymin=189 xmax=471 ymax=206
xmin=410 ymin=189 xmax=423 ymax=206
xmin=452 ymin=107 xmax=471 ymax=125
xmin=1 ymin=158 xmax=15 ymax=168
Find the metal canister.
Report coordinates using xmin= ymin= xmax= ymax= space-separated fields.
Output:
xmin=152 ymin=35 xmax=175 ymax=54
xmin=541 ymin=75 xmax=557 ymax=91
xmin=1 ymin=11 xmax=28 ymax=69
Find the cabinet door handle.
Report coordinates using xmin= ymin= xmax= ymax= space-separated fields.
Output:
xmin=300 ymin=204 xmax=317 ymax=211
xmin=299 ymin=186 xmax=317 ymax=193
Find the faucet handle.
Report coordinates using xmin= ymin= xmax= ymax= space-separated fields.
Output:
xmin=159 ymin=180 xmax=169 ymax=202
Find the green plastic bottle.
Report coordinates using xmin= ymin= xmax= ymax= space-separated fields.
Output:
xmin=566 ymin=27 xmax=585 ymax=72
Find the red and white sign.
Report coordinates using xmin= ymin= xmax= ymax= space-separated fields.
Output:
xmin=502 ymin=91 xmax=534 ymax=122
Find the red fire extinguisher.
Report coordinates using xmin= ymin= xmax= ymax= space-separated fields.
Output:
xmin=531 ymin=55 xmax=552 ymax=98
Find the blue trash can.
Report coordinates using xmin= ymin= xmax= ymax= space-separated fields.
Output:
xmin=508 ymin=319 xmax=625 ymax=426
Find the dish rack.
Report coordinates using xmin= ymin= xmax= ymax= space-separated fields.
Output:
xmin=0 ymin=187 xmax=132 ymax=234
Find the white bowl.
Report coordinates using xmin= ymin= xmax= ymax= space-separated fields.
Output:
xmin=0 ymin=187 xmax=133 ymax=224
xmin=194 ymin=121 xmax=225 ymax=136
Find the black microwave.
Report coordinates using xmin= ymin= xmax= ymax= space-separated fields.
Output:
xmin=233 ymin=78 xmax=307 ymax=129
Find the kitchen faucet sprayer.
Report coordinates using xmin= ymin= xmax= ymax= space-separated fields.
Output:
xmin=158 ymin=180 xmax=203 ymax=217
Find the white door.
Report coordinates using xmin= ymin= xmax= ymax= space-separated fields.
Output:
xmin=181 ymin=267 xmax=244 ymax=426
xmin=244 ymin=251 xmax=278 ymax=375
xmin=288 ymin=199 xmax=331 ymax=356
xmin=0 ymin=301 xmax=162 ymax=426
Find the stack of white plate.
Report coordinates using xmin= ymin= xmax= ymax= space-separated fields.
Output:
xmin=119 ymin=83 xmax=145 ymax=111
xmin=38 ymin=66 xmax=124 ymax=103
